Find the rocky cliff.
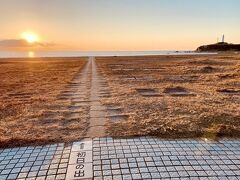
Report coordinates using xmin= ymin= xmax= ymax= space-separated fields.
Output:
xmin=197 ymin=42 xmax=240 ymax=52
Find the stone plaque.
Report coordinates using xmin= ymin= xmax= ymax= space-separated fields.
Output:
xmin=69 ymin=151 xmax=92 ymax=165
xmin=66 ymin=163 xmax=93 ymax=179
xmin=66 ymin=139 xmax=93 ymax=179
xmin=72 ymin=139 xmax=92 ymax=152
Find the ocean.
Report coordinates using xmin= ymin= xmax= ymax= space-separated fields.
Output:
xmin=0 ymin=51 xmax=216 ymax=58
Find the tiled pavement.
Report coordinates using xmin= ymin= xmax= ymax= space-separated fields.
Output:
xmin=0 ymin=143 xmax=71 ymax=180
xmin=0 ymin=137 xmax=240 ymax=180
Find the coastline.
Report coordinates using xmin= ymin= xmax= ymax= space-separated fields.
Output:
xmin=0 ymin=50 xmax=218 ymax=59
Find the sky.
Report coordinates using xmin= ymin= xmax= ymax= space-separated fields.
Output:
xmin=0 ymin=0 xmax=239 ymax=51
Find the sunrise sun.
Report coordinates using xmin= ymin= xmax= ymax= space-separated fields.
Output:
xmin=21 ymin=32 xmax=39 ymax=43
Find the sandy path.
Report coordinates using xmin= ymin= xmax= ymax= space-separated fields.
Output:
xmin=85 ymin=57 xmax=109 ymax=137
xmin=44 ymin=57 xmax=109 ymax=138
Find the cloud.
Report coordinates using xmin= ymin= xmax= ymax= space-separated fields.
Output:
xmin=0 ymin=39 xmax=30 ymax=47
xmin=0 ymin=39 xmax=55 ymax=49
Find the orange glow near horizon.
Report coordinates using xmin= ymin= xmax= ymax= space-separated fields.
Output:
xmin=0 ymin=1 xmax=239 ymax=51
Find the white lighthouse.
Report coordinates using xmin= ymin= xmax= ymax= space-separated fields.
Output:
xmin=222 ymin=34 xmax=225 ymax=43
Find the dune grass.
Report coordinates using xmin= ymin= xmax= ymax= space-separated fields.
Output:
xmin=96 ymin=54 xmax=240 ymax=139
xmin=0 ymin=57 xmax=87 ymax=148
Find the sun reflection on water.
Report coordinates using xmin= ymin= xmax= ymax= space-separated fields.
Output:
xmin=28 ymin=51 xmax=35 ymax=58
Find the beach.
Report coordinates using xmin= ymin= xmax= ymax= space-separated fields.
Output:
xmin=0 ymin=54 xmax=239 ymax=148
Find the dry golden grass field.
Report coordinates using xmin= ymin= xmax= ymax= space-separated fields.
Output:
xmin=96 ymin=54 xmax=240 ymax=139
xmin=0 ymin=57 xmax=87 ymax=148
xmin=0 ymin=55 xmax=239 ymax=148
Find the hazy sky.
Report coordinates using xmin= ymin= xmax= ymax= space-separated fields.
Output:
xmin=0 ymin=0 xmax=239 ymax=51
